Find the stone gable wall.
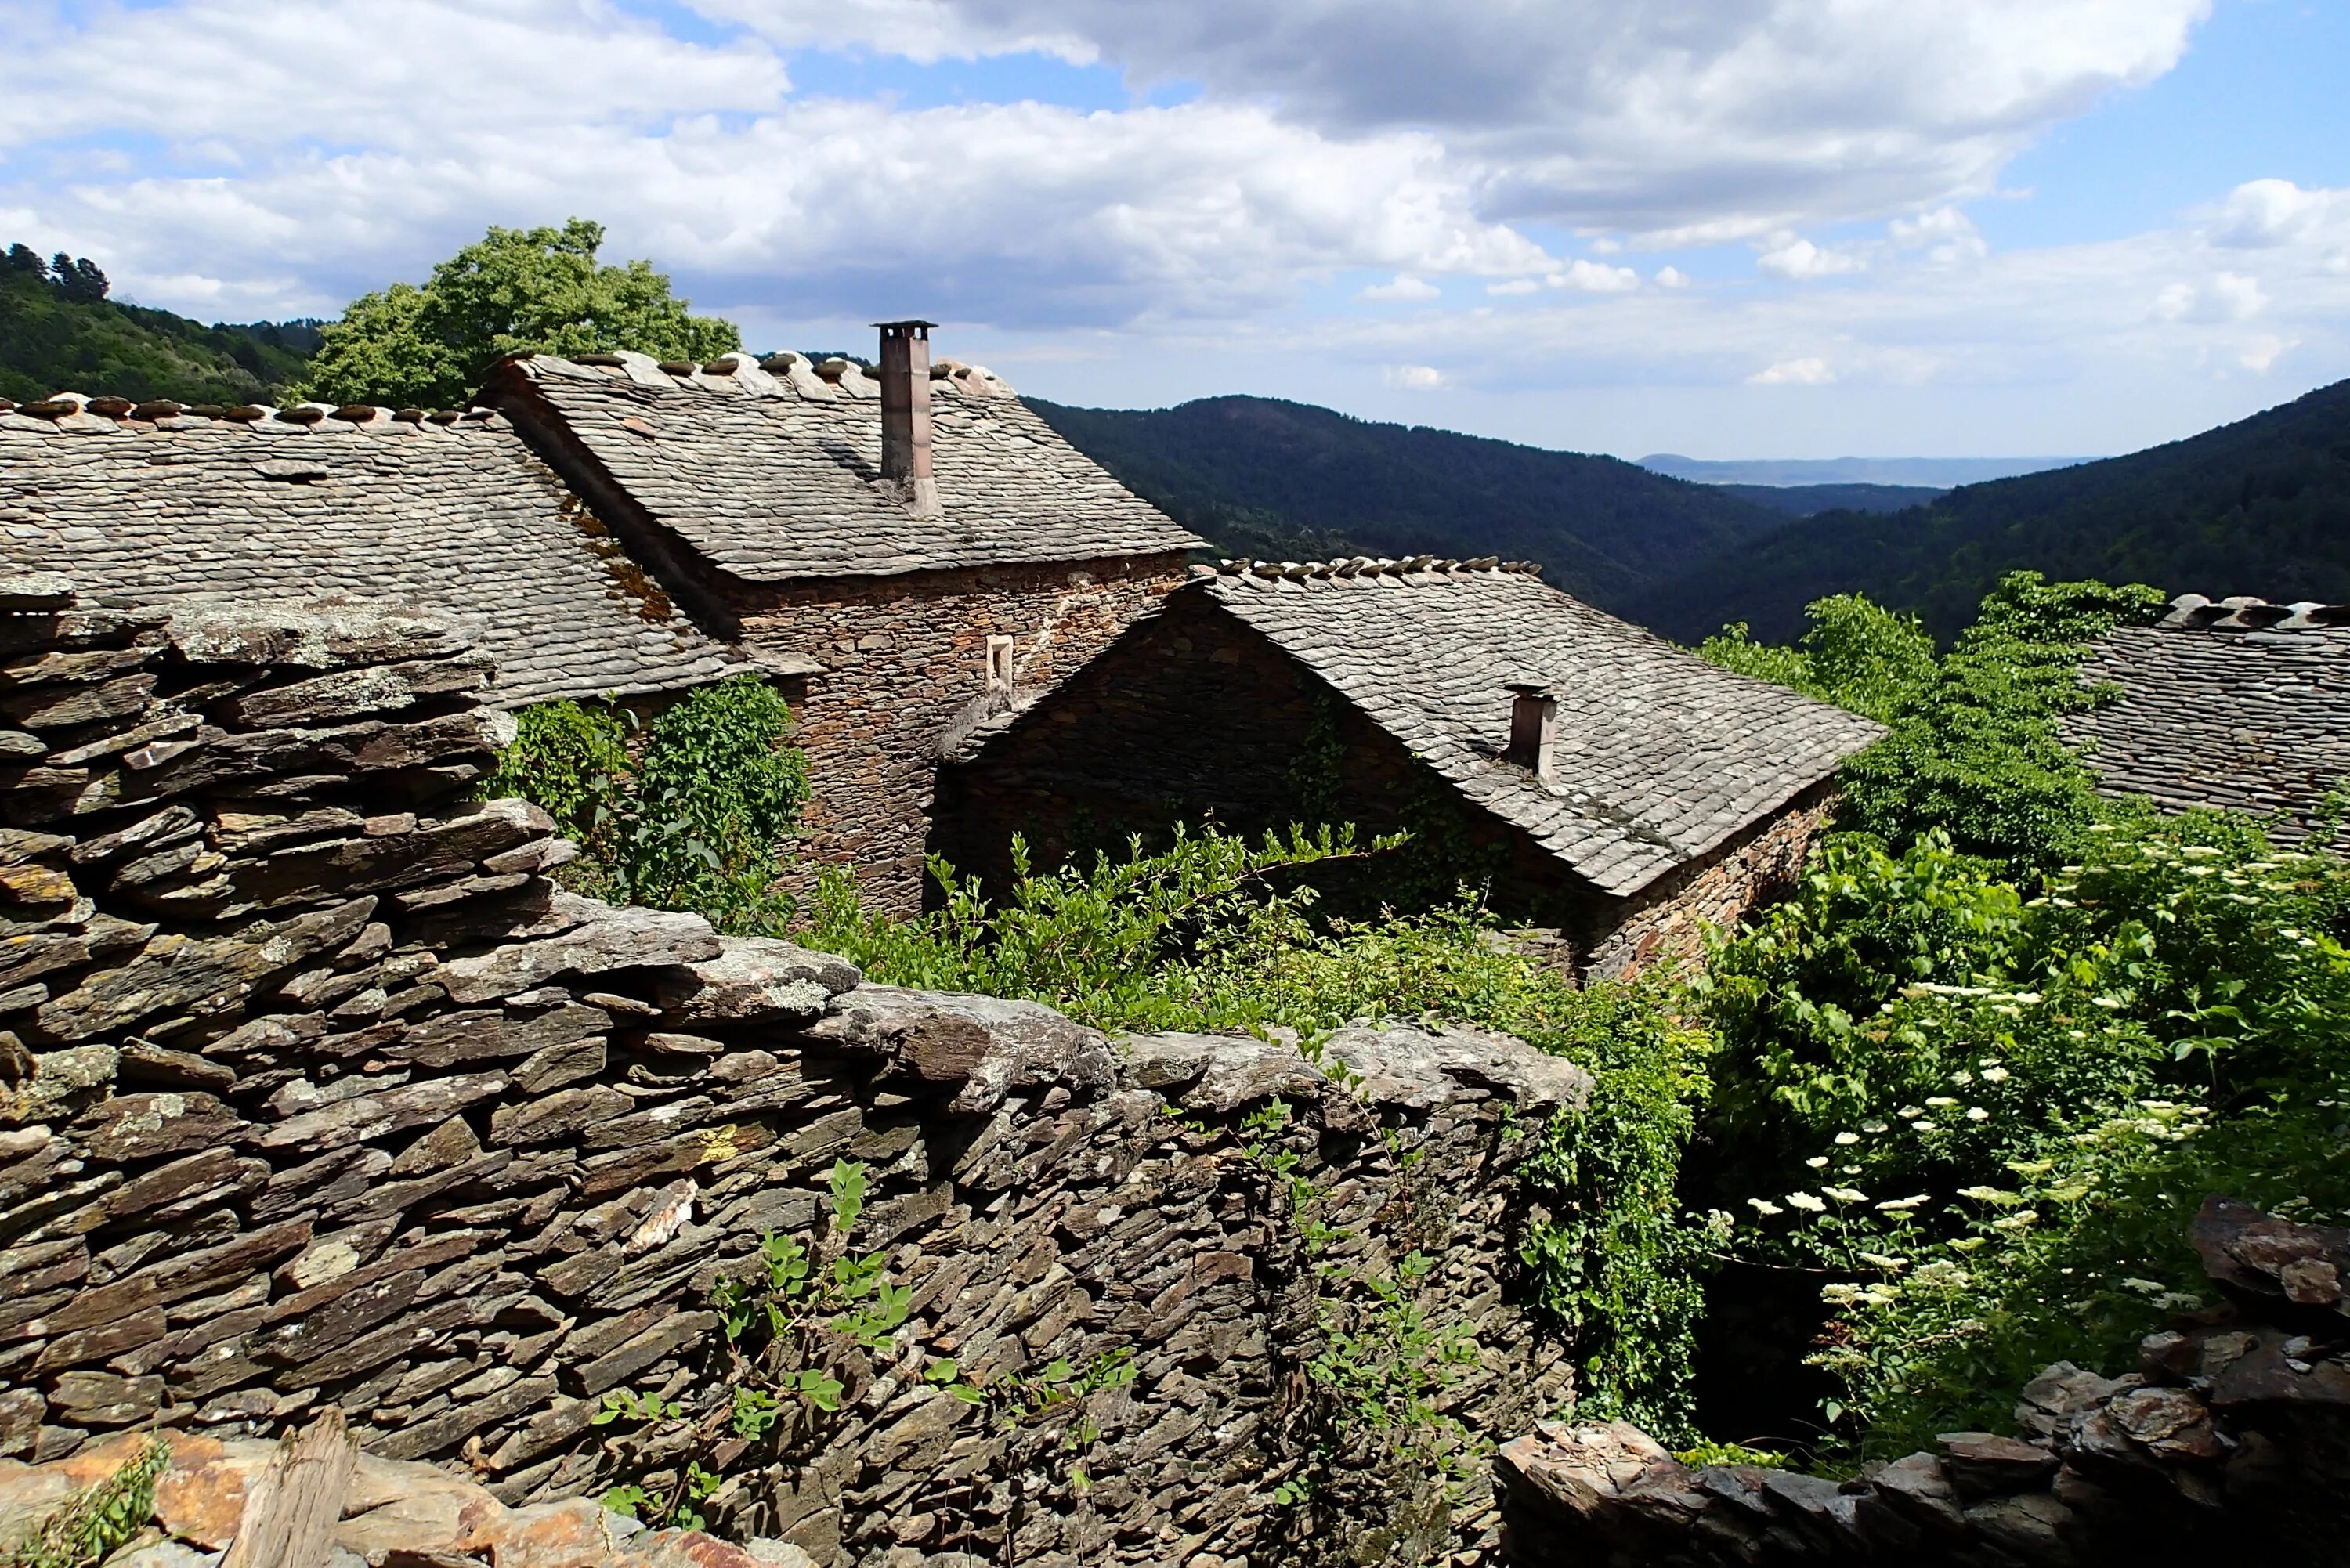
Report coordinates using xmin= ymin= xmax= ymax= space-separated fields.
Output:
xmin=0 ymin=579 xmax=1582 ymax=1567
xmin=1574 ymin=782 xmax=1835 ymax=982
xmin=723 ymin=552 xmax=1191 ymax=916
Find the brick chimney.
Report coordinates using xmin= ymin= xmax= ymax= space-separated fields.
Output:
xmin=875 ymin=320 xmax=941 ymax=518
xmin=1504 ymin=682 xmax=1557 ymax=785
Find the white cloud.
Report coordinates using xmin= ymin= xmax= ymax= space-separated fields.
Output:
xmin=2210 ymin=179 xmax=2348 ymax=248
xmin=1889 ymin=205 xmax=1989 ymax=266
xmin=1547 ymin=259 xmax=1640 ymax=293
xmin=693 ymin=0 xmax=2208 ymax=240
xmin=5 ymin=93 xmax=1551 ymax=324
xmin=1383 ymin=363 xmax=1447 ymax=390
xmin=1748 ymin=357 xmax=1836 ymax=385
xmin=1654 ymin=266 xmax=1690 ymax=289
xmin=1485 ymin=277 xmax=1543 ymax=296
xmin=1757 ymin=235 xmax=1867 ymax=280
xmin=2237 ymin=334 xmax=2291 ymax=373
xmin=2155 ymin=271 xmax=2267 ymax=323
xmin=1360 ymin=273 xmax=1441 ymax=302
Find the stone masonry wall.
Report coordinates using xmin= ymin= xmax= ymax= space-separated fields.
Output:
xmin=0 ymin=578 xmax=1585 ymax=1567
xmin=1495 ymin=1196 xmax=2350 ymax=1566
xmin=725 ymin=552 xmax=1191 ymax=916
xmin=1574 ymin=782 xmax=1836 ymax=982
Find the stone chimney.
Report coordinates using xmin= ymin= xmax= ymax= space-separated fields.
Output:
xmin=1504 ymin=682 xmax=1557 ymax=785
xmin=875 ymin=320 xmax=941 ymax=518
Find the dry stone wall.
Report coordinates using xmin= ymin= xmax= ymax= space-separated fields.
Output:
xmin=0 ymin=578 xmax=1586 ymax=1568
xmin=1495 ymin=1195 xmax=2350 ymax=1566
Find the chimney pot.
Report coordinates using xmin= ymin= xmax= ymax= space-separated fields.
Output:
xmin=1503 ymin=682 xmax=1557 ymax=784
xmin=875 ymin=319 xmax=941 ymax=518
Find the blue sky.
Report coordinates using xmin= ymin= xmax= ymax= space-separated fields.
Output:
xmin=4 ymin=0 xmax=2345 ymax=459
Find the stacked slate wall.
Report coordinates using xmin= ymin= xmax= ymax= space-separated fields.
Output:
xmin=0 ymin=580 xmax=1585 ymax=1567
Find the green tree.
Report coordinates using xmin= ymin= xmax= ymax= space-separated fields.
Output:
xmin=298 ymin=218 xmax=739 ymax=407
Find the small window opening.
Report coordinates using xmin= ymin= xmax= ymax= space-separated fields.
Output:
xmin=986 ymin=635 xmax=1016 ymax=694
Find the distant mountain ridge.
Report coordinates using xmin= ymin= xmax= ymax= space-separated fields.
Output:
xmin=1629 ymin=377 xmax=2350 ymax=645
xmin=1642 ymin=453 xmax=2093 ymax=487
xmin=1027 ymin=395 xmax=1788 ymax=613
xmin=1717 ymin=482 xmax=1945 ymax=518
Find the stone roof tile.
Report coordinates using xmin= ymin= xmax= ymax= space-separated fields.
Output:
xmin=489 ymin=351 xmax=1203 ymax=581
xmin=1198 ymin=558 xmax=1885 ymax=896
xmin=2063 ymin=594 xmax=2350 ymax=843
xmin=0 ymin=396 xmax=747 ymax=707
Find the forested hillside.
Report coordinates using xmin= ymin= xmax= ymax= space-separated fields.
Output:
xmin=0 ymin=242 xmax=316 ymax=404
xmin=1633 ymin=377 xmax=2350 ymax=643
xmin=1029 ymin=394 xmax=1787 ymax=612
xmin=1716 ymin=482 xmax=1945 ymax=517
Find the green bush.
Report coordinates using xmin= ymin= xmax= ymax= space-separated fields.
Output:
xmin=482 ymin=676 xmax=807 ymax=932
xmin=1694 ymin=580 xmax=2350 ymax=1458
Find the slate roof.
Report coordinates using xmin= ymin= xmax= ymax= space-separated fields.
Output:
xmin=0 ymin=394 xmax=747 ymax=706
xmin=487 ymin=351 xmax=1204 ymax=583
xmin=2061 ymin=594 xmax=2350 ymax=842
xmin=967 ymin=555 xmax=1880 ymax=898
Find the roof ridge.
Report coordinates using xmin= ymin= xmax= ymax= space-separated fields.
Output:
xmin=0 ymin=393 xmax=499 ymax=432
xmin=2154 ymin=593 xmax=2350 ymax=633
xmin=519 ymin=347 xmax=1020 ymax=403
xmin=1194 ymin=555 xmax=1546 ymax=584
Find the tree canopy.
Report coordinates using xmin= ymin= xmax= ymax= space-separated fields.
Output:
xmin=298 ymin=219 xmax=740 ymax=408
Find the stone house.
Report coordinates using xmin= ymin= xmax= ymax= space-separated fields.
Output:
xmin=2062 ymin=592 xmax=2350 ymax=843
xmin=478 ymin=329 xmax=1203 ymax=909
xmin=1 ymin=325 xmax=1204 ymax=912
xmin=942 ymin=557 xmax=1885 ymax=978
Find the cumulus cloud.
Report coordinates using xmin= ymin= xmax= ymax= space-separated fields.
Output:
xmin=2155 ymin=271 xmax=2267 ymax=323
xmin=1654 ymin=266 xmax=1690 ymax=289
xmin=1548 ymin=259 xmax=1640 ymax=293
xmin=2209 ymin=179 xmax=2347 ymax=248
xmin=695 ymin=0 xmax=2208 ymax=239
xmin=1360 ymin=273 xmax=1441 ymax=302
xmin=1748 ymin=356 xmax=1836 ymax=385
xmin=1757 ymin=235 xmax=1867 ymax=280
xmin=1889 ymin=205 xmax=1989 ymax=266
xmin=1383 ymin=363 xmax=1447 ymax=389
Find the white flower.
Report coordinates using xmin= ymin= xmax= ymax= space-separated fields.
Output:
xmin=2120 ymin=1277 xmax=2167 ymax=1295
xmin=1913 ymin=1120 xmax=1940 ymax=1133
xmin=1861 ymin=1122 xmax=1889 ymax=1135
xmin=1820 ymin=1283 xmax=1861 ymax=1306
xmin=1980 ymin=1067 xmax=2011 ymax=1084
xmin=1824 ymin=1187 xmax=1868 ymax=1204
xmin=1958 ymin=1185 xmax=2019 ymax=1205
xmin=1965 ymin=1107 xmax=1990 ymax=1122
xmin=1856 ymin=1252 xmax=1908 ymax=1270
xmin=1748 ymin=1198 xmax=1784 ymax=1217
xmin=1785 ymin=1191 xmax=1827 ymax=1212
xmin=1990 ymin=1210 xmax=2041 ymax=1234
xmin=1834 ymin=1132 xmax=1860 ymax=1146
xmin=1925 ymin=1097 xmax=1959 ymax=1108
xmin=1806 ymin=1155 xmax=1830 ymax=1169
xmin=2155 ymin=1292 xmax=2204 ymax=1310
xmin=1876 ymin=1194 xmax=1932 ymax=1212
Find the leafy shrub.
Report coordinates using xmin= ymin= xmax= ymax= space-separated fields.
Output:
xmin=483 ymin=676 xmax=806 ymax=932
xmin=1698 ymin=797 xmax=2350 ymax=1456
